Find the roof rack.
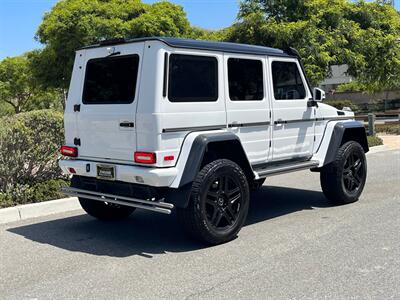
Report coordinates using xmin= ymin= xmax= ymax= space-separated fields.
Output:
xmin=80 ymin=37 xmax=293 ymax=58
xmin=99 ymin=38 xmax=126 ymax=46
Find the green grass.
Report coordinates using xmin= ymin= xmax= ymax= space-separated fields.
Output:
xmin=367 ymin=135 xmax=383 ymax=147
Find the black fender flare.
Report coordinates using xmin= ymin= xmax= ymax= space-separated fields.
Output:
xmin=166 ymin=131 xmax=253 ymax=208
xmin=324 ymin=121 xmax=369 ymax=165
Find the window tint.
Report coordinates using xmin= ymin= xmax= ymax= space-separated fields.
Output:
xmin=228 ymin=58 xmax=263 ymax=101
xmin=272 ymin=61 xmax=306 ymax=100
xmin=82 ymin=55 xmax=139 ymax=104
xmin=168 ymin=54 xmax=218 ymax=102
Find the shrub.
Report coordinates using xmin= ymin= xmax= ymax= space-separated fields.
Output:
xmin=0 ymin=109 xmax=65 ymax=193
xmin=324 ymin=100 xmax=360 ymax=113
xmin=0 ymin=179 xmax=69 ymax=208
xmin=376 ymin=123 xmax=400 ymax=135
xmin=367 ymin=135 xmax=383 ymax=147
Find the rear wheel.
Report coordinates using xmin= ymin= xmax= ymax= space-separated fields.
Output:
xmin=177 ymin=159 xmax=250 ymax=245
xmin=320 ymin=141 xmax=367 ymax=205
xmin=79 ymin=198 xmax=135 ymax=221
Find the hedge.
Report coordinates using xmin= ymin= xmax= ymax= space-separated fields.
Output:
xmin=0 ymin=110 xmax=67 ymax=207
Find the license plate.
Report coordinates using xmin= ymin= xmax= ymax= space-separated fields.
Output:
xmin=96 ymin=164 xmax=116 ymax=180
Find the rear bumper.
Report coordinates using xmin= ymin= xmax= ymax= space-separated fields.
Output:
xmin=59 ymin=159 xmax=178 ymax=187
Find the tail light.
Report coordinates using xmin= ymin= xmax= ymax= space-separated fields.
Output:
xmin=134 ymin=152 xmax=156 ymax=164
xmin=60 ymin=146 xmax=78 ymax=157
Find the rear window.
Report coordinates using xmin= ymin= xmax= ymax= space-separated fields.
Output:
xmin=228 ymin=58 xmax=264 ymax=101
xmin=82 ymin=55 xmax=139 ymax=104
xmin=272 ymin=61 xmax=306 ymax=100
xmin=168 ymin=54 xmax=218 ymax=102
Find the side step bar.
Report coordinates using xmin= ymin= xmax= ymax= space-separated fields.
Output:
xmin=255 ymin=160 xmax=319 ymax=178
xmin=61 ymin=187 xmax=174 ymax=215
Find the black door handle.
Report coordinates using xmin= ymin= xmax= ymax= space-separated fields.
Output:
xmin=119 ymin=122 xmax=134 ymax=128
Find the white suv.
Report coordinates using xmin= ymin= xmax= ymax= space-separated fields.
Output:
xmin=60 ymin=37 xmax=368 ymax=244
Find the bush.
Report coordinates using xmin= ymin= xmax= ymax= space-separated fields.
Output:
xmin=0 ymin=110 xmax=65 ymax=197
xmin=0 ymin=179 xmax=69 ymax=208
xmin=367 ymin=135 xmax=383 ymax=147
xmin=376 ymin=123 xmax=400 ymax=135
xmin=324 ymin=100 xmax=360 ymax=113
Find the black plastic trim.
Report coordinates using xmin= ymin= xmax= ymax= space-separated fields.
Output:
xmin=274 ymin=116 xmax=351 ymax=125
xmin=162 ymin=125 xmax=225 ymax=133
xmin=178 ymin=132 xmax=251 ymax=188
xmin=323 ymin=121 xmax=369 ymax=165
xmin=228 ymin=121 xmax=270 ymax=128
xmin=162 ymin=52 xmax=168 ymax=97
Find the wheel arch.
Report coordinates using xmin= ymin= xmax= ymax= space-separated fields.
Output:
xmin=167 ymin=131 xmax=254 ymax=208
xmin=324 ymin=121 xmax=369 ymax=165
xmin=178 ymin=132 xmax=254 ymax=188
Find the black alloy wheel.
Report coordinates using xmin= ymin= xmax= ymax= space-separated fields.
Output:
xmin=342 ymin=151 xmax=365 ymax=195
xmin=320 ymin=141 xmax=367 ymax=205
xmin=177 ymin=159 xmax=250 ymax=245
xmin=204 ymin=175 xmax=243 ymax=231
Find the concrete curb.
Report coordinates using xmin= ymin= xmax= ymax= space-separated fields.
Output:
xmin=0 ymin=197 xmax=80 ymax=225
xmin=367 ymin=144 xmax=389 ymax=154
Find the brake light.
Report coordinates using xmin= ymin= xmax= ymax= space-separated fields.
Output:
xmin=60 ymin=146 xmax=78 ymax=157
xmin=134 ymin=152 xmax=156 ymax=164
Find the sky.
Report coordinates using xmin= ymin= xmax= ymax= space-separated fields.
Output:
xmin=0 ymin=0 xmax=399 ymax=60
xmin=0 ymin=0 xmax=239 ymax=60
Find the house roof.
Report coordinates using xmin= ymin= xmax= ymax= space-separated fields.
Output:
xmin=80 ymin=37 xmax=293 ymax=57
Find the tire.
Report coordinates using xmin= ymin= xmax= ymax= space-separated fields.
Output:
xmin=250 ymin=178 xmax=266 ymax=190
xmin=79 ymin=197 xmax=135 ymax=221
xmin=320 ymin=141 xmax=367 ymax=205
xmin=177 ymin=159 xmax=250 ymax=245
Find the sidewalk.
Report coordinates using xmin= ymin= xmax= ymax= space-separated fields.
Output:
xmin=378 ymin=134 xmax=400 ymax=150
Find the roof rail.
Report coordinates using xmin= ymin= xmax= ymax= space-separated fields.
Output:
xmin=99 ymin=38 xmax=126 ymax=46
xmin=283 ymin=47 xmax=301 ymax=58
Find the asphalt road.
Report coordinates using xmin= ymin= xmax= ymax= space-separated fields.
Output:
xmin=1 ymin=149 xmax=399 ymax=299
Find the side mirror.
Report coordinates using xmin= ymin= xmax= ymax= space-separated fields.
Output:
xmin=313 ymin=87 xmax=325 ymax=102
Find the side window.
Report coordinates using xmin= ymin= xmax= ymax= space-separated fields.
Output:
xmin=228 ymin=58 xmax=263 ymax=101
xmin=272 ymin=61 xmax=306 ymax=100
xmin=168 ymin=54 xmax=218 ymax=102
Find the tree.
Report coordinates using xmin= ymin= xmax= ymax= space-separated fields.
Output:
xmin=0 ymin=54 xmax=63 ymax=114
xmin=0 ymin=56 xmax=35 ymax=113
xmin=35 ymin=0 xmax=193 ymax=89
xmin=229 ymin=0 xmax=400 ymax=89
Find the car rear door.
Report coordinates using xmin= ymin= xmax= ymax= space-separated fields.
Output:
xmin=76 ymin=43 xmax=144 ymax=163
xmin=224 ymin=53 xmax=271 ymax=165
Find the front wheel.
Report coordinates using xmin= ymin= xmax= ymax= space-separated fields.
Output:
xmin=177 ymin=159 xmax=250 ymax=245
xmin=320 ymin=141 xmax=367 ymax=205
